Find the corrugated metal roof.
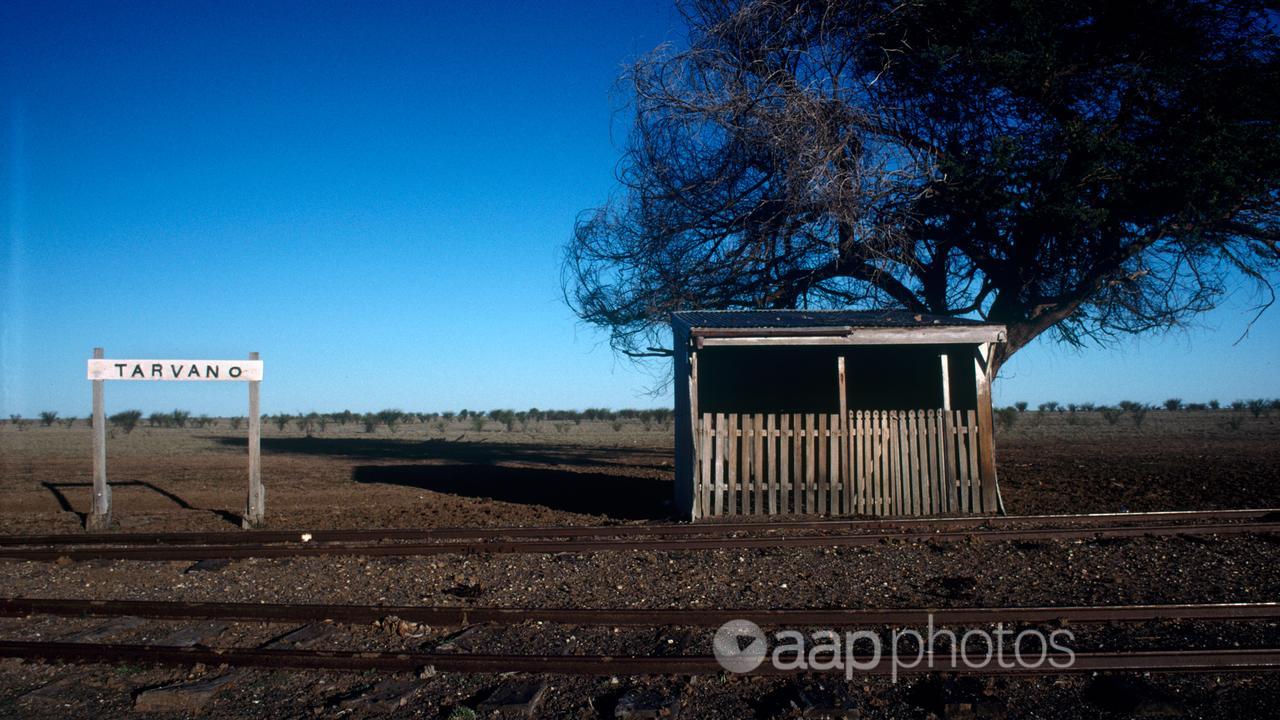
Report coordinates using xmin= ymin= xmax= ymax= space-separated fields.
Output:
xmin=671 ymin=309 xmax=994 ymax=330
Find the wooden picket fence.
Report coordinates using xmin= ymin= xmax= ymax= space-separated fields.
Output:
xmin=694 ymin=410 xmax=989 ymax=517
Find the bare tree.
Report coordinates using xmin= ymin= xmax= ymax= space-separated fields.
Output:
xmin=565 ymin=0 xmax=1280 ymax=373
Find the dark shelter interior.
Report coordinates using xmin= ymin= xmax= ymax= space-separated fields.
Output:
xmin=696 ymin=344 xmax=979 ymax=414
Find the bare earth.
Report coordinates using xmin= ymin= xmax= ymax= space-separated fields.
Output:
xmin=1 ymin=411 xmax=1278 ymax=718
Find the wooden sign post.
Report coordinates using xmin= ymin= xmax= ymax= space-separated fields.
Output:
xmin=86 ymin=350 xmax=265 ymax=530
xmin=90 ymin=348 xmax=109 ymax=530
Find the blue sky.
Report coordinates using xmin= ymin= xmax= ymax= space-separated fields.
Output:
xmin=2 ymin=1 xmax=1277 ymax=417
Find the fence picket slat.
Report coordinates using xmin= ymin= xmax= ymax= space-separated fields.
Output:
xmin=843 ymin=411 xmax=854 ymax=514
xmin=895 ymin=411 xmax=909 ymax=516
xmin=967 ymin=409 xmax=977 ymax=509
xmin=907 ymin=410 xmax=921 ymax=516
xmin=818 ymin=415 xmax=826 ymax=515
xmin=865 ymin=412 xmax=875 ymax=515
xmin=883 ymin=412 xmax=893 ymax=515
xmin=764 ymin=414 xmax=775 ymax=515
xmin=712 ymin=414 xmax=723 ymax=516
xmin=779 ymin=414 xmax=790 ymax=514
xmin=896 ymin=412 xmax=906 ymax=512
xmin=698 ymin=414 xmax=710 ymax=517
xmin=798 ymin=415 xmax=808 ymax=509
xmin=790 ymin=414 xmax=801 ymax=514
xmin=825 ymin=413 xmax=834 ymax=515
xmin=849 ymin=409 xmax=860 ymax=515
xmin=753 ymin=413 xmax=764 ymax=515
xmin=726 ymin=414 xmax=739 ymax=516
xmin=953 ymin=411 xmax=969 ymax=513
xmin=920 ymin=410 xmax=933 ymax=514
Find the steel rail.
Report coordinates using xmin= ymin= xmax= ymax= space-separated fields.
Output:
xmin=1 ymin=521 xmax=1276 ymax=562
xmin=3 ymin=598 xmax=1278 ymax=627
xmin=1 ymin=641 xmax=1278 ymax=675
xmin=0 ymin=509 xmax=1273 ymax=548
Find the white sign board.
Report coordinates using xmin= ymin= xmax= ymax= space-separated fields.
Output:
xmin=87 ymin=359 xmax=264 ymax=381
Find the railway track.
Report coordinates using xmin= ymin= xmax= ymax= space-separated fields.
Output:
xmin=4 ymin=597 xmax=1279 ymax=627
xmin=1 ymin=641 xmax=1278 ymax=676
xmin=3 ymin=598 xmax=1279 ymax=678
xmin=1 ymin=508 xmax=1272 ymax=548
xmin=1 ymin=518 xmax=1276 ymax=562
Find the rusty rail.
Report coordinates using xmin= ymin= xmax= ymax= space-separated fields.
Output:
xmin=0 ymin=509 xmax=1273 ymax=548
xmin=1 ymin=641 xmax=1278 ymax=675
xmin=0 ymin=520 xmax=1276 ymax=562
xmin=3 ymin=598 xmax=1278 ymax=627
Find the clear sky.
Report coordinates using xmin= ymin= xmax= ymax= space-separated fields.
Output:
xmin=2 ymin=1 xmax=1277 ymax=418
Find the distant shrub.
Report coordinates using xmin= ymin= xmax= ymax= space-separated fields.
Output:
xmin=1246 ymin=399 xmax=1269 ymax=418
xmin=469 ymin=415 xmax=486 ymax=432
xmin=362 ymin=414 xmax=379 ymax=433
xmin=1130 ymin=404 xmax=1149 ymax=427
xmin=1185 ymin=402 xmax=1208 ymax=411
xmin=377 ymin=409 xmax=405 ymax=432
xmin=61 ymin=416 xmax=77 ymax=428
xmin=488 ymin=409 xmax=516 ymax=431
xmin=1225 ymin=415 xmax=1245 ymax=431
xmin=109 ymin=409 xmax=143 ymax=434
xmin=314 ymin=413 xmax=328 ymax=432
xmin=294 ymin=414 xmax=313 ymax=435
xmin=273 ymin=414 xmax=292 ymax=431
xmin=553 ymin=422 xmax=572 ymax=434
xmin=1099 ymin=407 xmax=1123 ymax=425
xmin=229 ymin=416 xmax=244 ymax=430
xmin=995 ymin=407 xmax=1018 ymax=431
xmin=8 ymin=414 xmax=29 ymax=430
xmin=1230 ymin=400 xmax=1246 ymax=411
xmin=1209 ymin=399 xmax=1220 ymax=410
xmin=39 ymin=411 xmax=58 ymax=427
xmin=1014 ymin=402 xmax=1028 ymax=413
xmin=611 ymin=420 xmax=625 ymax=432
xmin=1163 ymin=398 xmax=1182 ymax=412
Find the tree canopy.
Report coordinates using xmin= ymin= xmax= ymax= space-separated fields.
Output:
xmin=565 ymin=0 xmax=1280 ymax=371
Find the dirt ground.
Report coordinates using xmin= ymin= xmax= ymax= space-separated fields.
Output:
xmin=1 ymin=410 xmax=1279 ymax=718
xmin=2 ymin=410 xmax=1277 ymax=534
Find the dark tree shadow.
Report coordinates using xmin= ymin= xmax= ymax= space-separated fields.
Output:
xmin=214 ymin=436 xmax=672 ymax=472
xmin=351 ymin=464 xmax=673 ymax=520
xmin=42 ymin=480 xmax=243 ymax=528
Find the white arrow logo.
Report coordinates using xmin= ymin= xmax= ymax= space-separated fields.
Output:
xmin=713 ymin=619 xmax=767 ymax=673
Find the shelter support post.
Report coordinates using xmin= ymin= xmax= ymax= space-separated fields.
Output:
xmin=974 ymin=343 xmax=998 ymax=512
xmin=688 ymin=349 xmax=700 ymax=520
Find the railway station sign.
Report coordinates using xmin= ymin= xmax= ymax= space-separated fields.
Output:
xmin=87 ymin=359 xmax=264 ymax=381
xmin=85 ymin=348 xmax=264 ymax=531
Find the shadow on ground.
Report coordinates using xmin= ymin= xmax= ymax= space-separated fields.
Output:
xmin=41 ymin=480 xmax=243 ymax=527
xmin=215 ymin=436 xmax=671 ymax=472
xmin=351 ymin=464 xmax=673 ymax=520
